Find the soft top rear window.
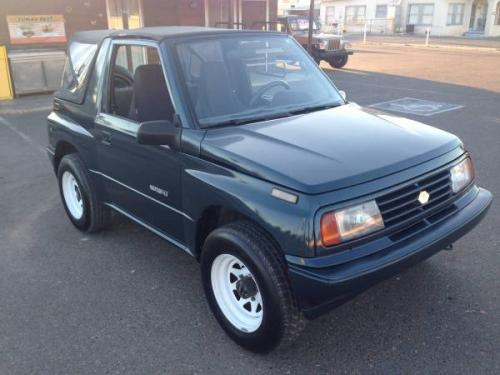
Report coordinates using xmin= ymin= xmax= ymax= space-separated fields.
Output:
xmin=58 ymin=41 xmax=98 ymax=103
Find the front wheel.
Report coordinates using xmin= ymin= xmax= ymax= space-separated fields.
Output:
xmin=328 ymin=55 xmax=349 ymax=69
xmin=201 ymin=222 xmax=305 ymax=353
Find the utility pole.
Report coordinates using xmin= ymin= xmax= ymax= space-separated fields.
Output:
xmin=307 ymin=0 xmax=314 ymax=53
xmin=229 ymin=0 xmax=234 ymax=29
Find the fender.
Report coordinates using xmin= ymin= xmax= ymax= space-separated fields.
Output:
xmin=48 ymin=111 xmax=108 ymax=201
xmin=180 ymin=153 xmax=315 ymax=258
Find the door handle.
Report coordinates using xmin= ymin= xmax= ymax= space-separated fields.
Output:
xmin=101 ymin=131 xmax=112 ymax=146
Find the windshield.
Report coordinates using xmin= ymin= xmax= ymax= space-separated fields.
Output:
xmin=289 ymin=17 xmax=321 ymax=32
xmin=175 ymin=34 xmax=343 ymax=128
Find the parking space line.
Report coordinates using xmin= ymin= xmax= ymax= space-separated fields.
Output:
xmin=334 ymin=79 xmax=444 ymax=95
xmin=369 ymin=97 xmax=464 ymax=116
xmin=0 ymin=116 xmax=45 ymax=154
xmin=0 ymin=105 xmax=52 ymax=116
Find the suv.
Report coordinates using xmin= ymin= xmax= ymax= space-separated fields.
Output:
xmin=272 ymin=15 xmax=353 ymax=68
xmin=48 ymin=27 xmax=491 ymax=353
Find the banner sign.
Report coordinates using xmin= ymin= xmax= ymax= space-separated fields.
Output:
xmin=7 ymin=15 xmax=66 ymax=45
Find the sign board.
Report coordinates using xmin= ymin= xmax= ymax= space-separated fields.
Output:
xmin=369 ymin=97 xmax=463 ymax=116
xmin=7 ymin=15 xmax=66 ymax=45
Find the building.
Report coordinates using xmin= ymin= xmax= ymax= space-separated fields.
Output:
xmin=318 ymin=0 xmax=398 ymax=33
xmin=278 ymin=0 xmax=320 ymax=16
xmin=278 ymin=0 xmax=500 ymax=36
xmin=0 ymin=0 xmax=277 ymax=96
xmin=398 ymin=0 xmax=500 ymax=37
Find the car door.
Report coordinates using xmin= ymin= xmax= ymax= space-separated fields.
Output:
xmin=93 ymin=39 xmax=187 ymax=246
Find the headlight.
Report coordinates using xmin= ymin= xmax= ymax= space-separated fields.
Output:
xmin=318 ymin=40 xmax=328 ymax=50
xmin=343 ymin=41 xmax=352 ymax=49
xmin=450 ymin=158 xmax=474 ymax=193
xmin=320 ymin=200 xmax=385 ymax=247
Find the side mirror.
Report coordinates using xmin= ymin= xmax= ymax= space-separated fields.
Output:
xmin=339 ymin=90 xmax=347 ymax=101
xmin=136 ymin=120 xmax=181 ymax=149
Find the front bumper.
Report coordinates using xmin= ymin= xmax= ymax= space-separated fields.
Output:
xmin=288 ymin=186 xmax=492 ymax=319
xmin=318 ymin=48 xmax=353 ymax=60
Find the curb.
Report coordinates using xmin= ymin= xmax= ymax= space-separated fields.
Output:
xmin=352 ymin=41 xmax=500 ymax=53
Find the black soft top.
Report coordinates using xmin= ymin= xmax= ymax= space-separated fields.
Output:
xmin=71 ymin=26 xmax=267 ymax=44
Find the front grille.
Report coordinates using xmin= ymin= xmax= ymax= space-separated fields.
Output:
xmin=376 ymin=169 xmax=454 ymax=232
xmin=327 ymin=39 xmax=341 ymax=50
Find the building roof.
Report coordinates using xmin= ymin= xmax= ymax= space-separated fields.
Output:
xmin=71 ymin=26 xmax=256 ymax=44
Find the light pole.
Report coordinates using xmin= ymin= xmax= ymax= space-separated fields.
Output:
xmin=307 ymin=0 xmax=315 ymax=53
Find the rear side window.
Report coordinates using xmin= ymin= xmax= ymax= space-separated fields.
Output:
xmin=59 ymin=42 xmax=98 ymax=102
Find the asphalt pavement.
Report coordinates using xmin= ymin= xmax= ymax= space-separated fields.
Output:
xmin=0 ymin=45 xmax=499 ymax=374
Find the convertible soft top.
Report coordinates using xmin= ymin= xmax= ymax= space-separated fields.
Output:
xmin=71 ymin=26 xmax=262 ymax=44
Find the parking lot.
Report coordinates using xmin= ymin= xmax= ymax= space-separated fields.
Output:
xmin=1 ymin=44 xmax=499 ymax=374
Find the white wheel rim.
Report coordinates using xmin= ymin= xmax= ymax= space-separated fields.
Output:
xmin=62 ymin=171 xmax=84 ymax=220
xmin=211 ymin=254 xmax=263 ymax=333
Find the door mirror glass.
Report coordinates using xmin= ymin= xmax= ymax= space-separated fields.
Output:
xmin=136 ymin=120 xmax=180 ymax=148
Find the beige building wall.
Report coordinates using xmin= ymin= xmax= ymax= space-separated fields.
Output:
xmin=485 ymin=0 xmax=500 ymax=36
xmin=278 ymin=0 xmax=320 ymax=15
xmin=319 ymin=0 xmax=398 ymax=33
xmin=402 ymin=0 xmax=500 ymax=36
xmin=282 ymin=0 xmax=500 ymax=36
xmin=402 ymin=0 xmax=466 ymax=36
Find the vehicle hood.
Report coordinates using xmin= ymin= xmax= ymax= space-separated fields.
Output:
xmin=313 ymin=33 xmax=341 ymax=40
xmin=200 ymin=104 xmax=461 ymax=194
xmin=293 ymin=32 xmax=340 ymax=42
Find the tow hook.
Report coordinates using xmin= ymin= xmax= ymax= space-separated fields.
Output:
xmin=444 ymin=244 xmax=454 ymax=251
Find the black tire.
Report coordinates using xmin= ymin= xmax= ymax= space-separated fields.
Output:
xmin=201 ymin=222 xmax=305 ymax=353
xmin=328 ymin=55 xmax=349 ymax=69
xmin=57 ymin=154 xmax=110 ymax=232
xmin=313 ymin=53 xmax=321 ymax=65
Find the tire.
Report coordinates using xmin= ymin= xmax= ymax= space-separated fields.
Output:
xmin=328 ymin=55 xmax=349 ymax=69
xmin=201 ymin=222 xmax=305 ymax=353
xmin=57 ymin=153 xmax=110 ymax=232
xmin=313 ymin=53 xmax=321 ymax=65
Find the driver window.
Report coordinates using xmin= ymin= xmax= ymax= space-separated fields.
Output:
xmin=105 ymin=44 xmax=175 ymax=123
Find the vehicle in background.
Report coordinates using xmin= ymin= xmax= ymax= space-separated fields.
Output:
xmin=253 ymin=15 xmax=353 ymax=68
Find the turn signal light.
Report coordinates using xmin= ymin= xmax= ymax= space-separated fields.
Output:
xmin=320 ymin=212 xmax=341 ymax=247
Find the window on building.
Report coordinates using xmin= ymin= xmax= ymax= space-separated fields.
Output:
xmin=408 ymin=4 xmax=434 ymax=26
xmin=325 ymin=6 xmax=336 ymax=25
xmin=376 ymin=5 xmax=388 ymax=19
xmin=106 ymin=0 xmax=143 ymax=29
xmin=447 ymin=3 xmax=465 ymax=25
xmin=496 ymin=2 xmax=500 ymax=25
xmin=345 ymin=5 xmax=366 ymax=24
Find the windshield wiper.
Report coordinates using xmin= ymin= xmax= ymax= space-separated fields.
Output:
xmin=204 ymin=103 xmax=343 ymax=129
xmin=288 ymin=103 xmax=342 ymax=116
xmin=206 ymin=111 xmax=294 ymax=128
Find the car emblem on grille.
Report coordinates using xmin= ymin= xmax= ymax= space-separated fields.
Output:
xmin=418 ymin=190 xmax=430 ymax=205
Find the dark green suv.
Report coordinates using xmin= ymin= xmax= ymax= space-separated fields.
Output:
xmin=48 ymin=27 xmax=491 ymax=353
